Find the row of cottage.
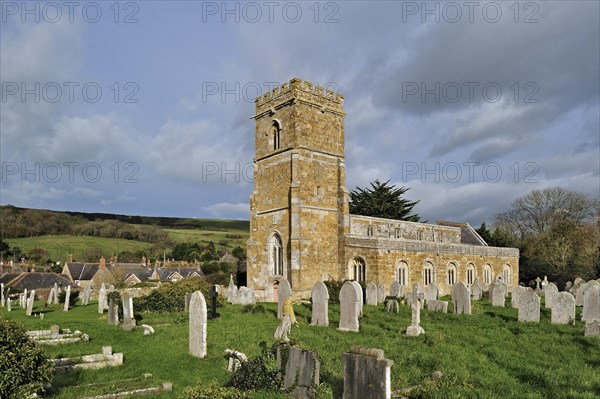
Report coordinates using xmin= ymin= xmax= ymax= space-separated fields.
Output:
xmin=0 ymin=253 xmax=238 ymax=292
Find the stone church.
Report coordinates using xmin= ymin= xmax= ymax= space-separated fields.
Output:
xmin=246 ymin=78 xmax=519 ymax=301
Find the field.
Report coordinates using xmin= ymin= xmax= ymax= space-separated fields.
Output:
xmin=5 ymin=224 xmax=249 ymax=263
xmin=2 ymin=295 xmax=600 ymax=399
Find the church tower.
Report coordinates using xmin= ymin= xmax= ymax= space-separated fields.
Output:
xmin=246 ymin=78 xmax=349 ymax=300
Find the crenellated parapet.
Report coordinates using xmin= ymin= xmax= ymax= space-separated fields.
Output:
xmin=255 ymin=78 xmax=344 ymax=116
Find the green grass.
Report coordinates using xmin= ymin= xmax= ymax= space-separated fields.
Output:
xmin=162 ymin=228 xmax=249 ymax=248
xmin=2 ymin=296 xmax=599 ymax=399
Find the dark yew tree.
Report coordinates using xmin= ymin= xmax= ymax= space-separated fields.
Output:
xmin=349 ymin=180 xmax=421 ymax=222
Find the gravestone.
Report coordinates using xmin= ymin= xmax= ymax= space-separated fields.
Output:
xmin=6 ymin=298 xmax=11 ymax=311
xmin=235 ymin=287 xmax=256 ymax=305
xmin=338 ymin=281 xmax=360 ymax=332
xmin=278 ymin=346 xmax=320 ymax=399
xmin=189 ymin=290 xmax=207 ymax=358
xmin=227 ymin=274 xmax=237 ymax=303
xmin=184 ymin=293 xmax=192 ymax=313
xmin=511 ymin=285 xmax=526 ymax=309
xmin=472 ymin=280 xmax=482 ymax=300
xmin=310 ymin=281 xmax=329 ymax=326
xmin=544 ymin=283 xmax=559 ymax=309
xmin=535 ymin=277 xmax=542 ymax=293
xmin=451 ymin=282 xmax=471 ymax=315
xmin=490 ymin=282 xmax=505 ymax=307
xmin=499 ymin=282 xmax=508 ymax=298
xmin=108 ymin=298 xmax=118 ymax=325
xmin=98 ymin=284 xmax=107 ymax=314
xmin=585 ymin=320 xmax=600 ymax=337
xmin=277 ymin=279 xmax=292 ymax=319
xmin=121 ymin=291 xmax=136 ymax=331
xmin=26 ymin=290 xmax=35 ymax=316
xmin=0 ymin=283 xmax=4 ymax=307
xmin=350 ymin=281 xmax=363 ymax=317
xmin=377 ymin=283 xmax=385 ymax=303
xmin=406 ymin=285 xmax=425 ymax=336
xmin=551 ymin=292 xmax=576 ymax=325
xmin=53 ymin=285 xmax=59 ymax=304
xmin=427 ymin=299 xmax=448 ymax=313
xmin=23 ymin=289 xmax=28 ymax=307
xmin=389 ymin=281 xmax=401 ymax=298
xmin=582 ymin=285 xmax=600 ymax=322
xmin=46 ymin=287 xmax=54 ymax=306
xmin=63 ymin=286 xmax=71 ymax=312
xmin=82 ymin=285 xmax=91 ymax=306
xmin=342 ymin=347 xmax=393 ymax=399
xmin=208 ymin=285 xmax=220 ymax=319
xmin=366 ymin=282 xmax=378 ymax=306
xmin=425 ymin=283 xmax=439 ymax=302
xmin=518 ymin=291 xmax=540 ymax=323
xmin=482 ymin=282 xmax=488 ymax=293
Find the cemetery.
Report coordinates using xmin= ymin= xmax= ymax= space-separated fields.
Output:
xmin=1 ymin=276 xmax=600 ymax=398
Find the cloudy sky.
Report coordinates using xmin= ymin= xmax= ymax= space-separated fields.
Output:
xmin=1 ymin=1 xmax=598 ymax=226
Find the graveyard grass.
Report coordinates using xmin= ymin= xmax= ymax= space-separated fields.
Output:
xmin=2 ymin=296 xmax=599 ymax=399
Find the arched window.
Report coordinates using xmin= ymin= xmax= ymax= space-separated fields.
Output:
xmin=397 ymin=261 xmax=409 ymax=286
xmin=423 ymin=261 xmax=434 ymax=286
xmin=350 ymin=257 xmax=366 ymax=282
xmin=268 ymin=233 xmax=283 ymax=276
xmin=502 ymin=264 xmax=512 ymax=285
xmin=466 ymin=263 xmax=476 ymax=285
xmin=271 ymin=121 xmax=281 ymax=151
xmin=447 ymin=263 xmax=457 ymax=286
xmin=483 ymin=264 xmax=492 ymax=285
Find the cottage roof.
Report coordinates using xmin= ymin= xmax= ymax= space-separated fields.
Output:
xmin=8 ymin=272 xmax=73 ymax=290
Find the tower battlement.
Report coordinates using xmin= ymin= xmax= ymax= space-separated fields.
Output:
xmin=255 ymin=78 xmax=344 ymax=115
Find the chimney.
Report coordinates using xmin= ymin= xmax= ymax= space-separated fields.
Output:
xmin=99 ymin=256 xmax=106 ymax=270
xmin=67 ymin=253 xmax=73 ymax=263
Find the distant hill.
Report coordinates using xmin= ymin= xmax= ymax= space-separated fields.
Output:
xmin=0 ymin=205 xmax=249 ymax=239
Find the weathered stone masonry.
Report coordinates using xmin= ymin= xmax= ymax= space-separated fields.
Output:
xmin=247 ymin=78 xmax=519 ymax=300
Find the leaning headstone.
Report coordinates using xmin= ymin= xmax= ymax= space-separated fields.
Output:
xmin=189 ymin=290 xmax=207 ymax=358
xmin=121 ymin=291 xmax=136 ymax=331
xmin=366 ymin=282 xmax=378 ymax=306
xmin=350 ymin=281 xmax=363 ymax=317
xmin=582 ymin=285 xmax=600 ymax=322
xmin=377 ymin=283 xmax=385 ymax=303
xmin=585 ymin=320 xmax=600 ymax=337
xmin=141 ymin=324 xmax=155 ymax=335
xmin=406 ymin=285 xmax=425 ymax=336
xmin=342 ymin=347 xmax=393 ymax=399
xmin=82 ymin=285 xmax=91 ymax=306
xmin=46 ymin=287 xmax=55 ymax=306
xmin=26 ymin=290 xmax=35 ymax=316
xmin=390 ymin=281 xmax=401 ymax=298
xmin=511 ymin=285 xmax=526 ymax=309
xmin=451 ymin=282 xmax=471 ymax=315
xmin=63 ymin=286 xmax=71 ymax=312
xmin=425 ymin=283 xmax=439 ymax=302
xmin=108 ymin=298 xmax=118 ymax=325
xmin=277 ymin=279 xmax=292 ymax=319
xmin=490 ymin=282 xmax=505 ymax=307
xmin=551 ymin=292 xmax=576 ymax=325
xmin=338 ymin=281 xmax=360 ymax=332
xmin=310 ymin=281 xmax=329 ymax=326
xmin=98 ymin=284 xmax=107 ymax=314
xmin=544 ymin=283 xmax=559 ymax=309
xmin=278 ymin=346 xmax=320 ymax=399
xmin=23 ymin=289 xmax=28 ymax=307
xmin=472 ymin=280 xmax=483 ymax=300
xmin=518 ymin=291 xmax=540 ymax=323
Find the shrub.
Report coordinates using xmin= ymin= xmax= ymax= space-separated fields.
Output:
xmin=134 ymin=277 xmax=220 ymax=313
xmin=227 ymin=345 xmax=282 ymax=391
xmin=0 ymin=316 xmax=54 ymax=398
xmin=179 ymin=381 xmax=250 ymax=399
xmin=58 ymin=290 xmax=79 ymax=307
xmin=323 ymin=280 xmax=348 ymax=304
